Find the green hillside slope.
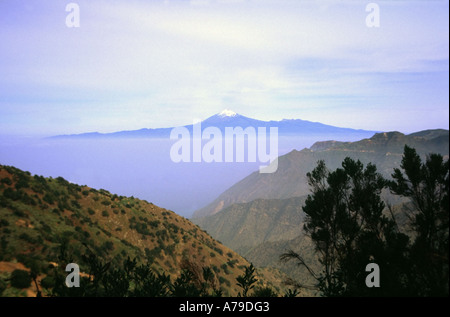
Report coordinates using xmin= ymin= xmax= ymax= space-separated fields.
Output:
xmin=193 ymin=129 xmax=449 ymax=218
xmin=194 ymin=197 xmax=306 ymax=255
xmin=192 ymin=130 xmax=449 ymax=293
xmin=0 ymin=164 xmax=283 ymax=297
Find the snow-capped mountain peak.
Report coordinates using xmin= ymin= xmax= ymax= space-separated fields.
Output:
xmin=218 ymin=109 xmax=237 ymax=117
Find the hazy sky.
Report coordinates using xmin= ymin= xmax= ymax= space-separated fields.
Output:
xmin=0 ymin=0 xmax=448 ymax=136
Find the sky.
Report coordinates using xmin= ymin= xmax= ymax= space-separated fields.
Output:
xmin=0 ymin=0 xmax=448 ymax=136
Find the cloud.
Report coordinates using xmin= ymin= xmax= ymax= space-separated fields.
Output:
xmin=0 ymin=0 xmax=448 ymax=134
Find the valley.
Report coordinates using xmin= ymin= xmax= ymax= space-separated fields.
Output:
xmin=0 ymin=164 xmax=290 ymax=296
xmin=192 ymin=129 xmax=449 ymax=293
xmin=1 ymin=125 xmax=448 ymax=297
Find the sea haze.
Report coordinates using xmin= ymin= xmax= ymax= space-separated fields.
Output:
xmin=0 ymin=115 xmax=378 ymax=217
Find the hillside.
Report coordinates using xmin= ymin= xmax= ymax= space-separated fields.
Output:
xmin=191 ymin=129 xmax=448 ymax=291
xmin=243 ymin=234 xmax=318 ymax=293
xmin=194 ymin=197 xmax=306 ymax=255
xmin=240 ymin=199 xmax=413 ymax=289
xmin=193 ymin=129 xmax=449 ymax=218
xmin=0 ymin=164 xmax=287 ymax=297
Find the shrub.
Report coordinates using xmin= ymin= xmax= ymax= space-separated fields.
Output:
xmin=101 ymin=241 xmax=114 ymax=252
xmin=3 ymin=188 xmax=21 ymax=201
xmin=0 ymin=177 xmax=12 ymax=185
xmin=218 ymin=276 xmax=230 ymax=287
xmin=71 ymin=200 xmax=81 ymax=209
xmin=0 ymin=196 xmax=8 ymax=208
xmin=0 ymin=279 xmax=6 ymax=295
xmin=19 ymin=233 xmax=36 ymax=243
xmin=56 ymin=176 xmax=68 ymax=185
xmin=252 ymin=286 xmax=278 ymax=297
xmin=10 ymin=269 xmax=31 ymax=289
xmin=213 ymin=247 xmax=223 ymax=256
xmin=15 ymin=178 xmax=29 ymax=190
xmin=40 ymin=276 xmax=55 ymax=289
xmin=43 ymin=193 xmax=55 ymax=205
xmin=0 ymin=219 xmax=9 ymax=227
xmin=41 ymin=224 xmax=52 ymax=233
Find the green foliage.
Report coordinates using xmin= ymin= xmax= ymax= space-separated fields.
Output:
xmin=1 ymin=177 xmax=12 ymax=185
xmin=40 ymin=276 xmax=56 ymax=289
xmin=282 ymin=147 xmax=449 ymax=297
xmin=295 ymin=157 xmax=408 ymax=296
xmin=71 ymin=200 xmax=81 ymax=209
xmin=193 ymin=196 xmax=306 ymax=256
xmin=171 ymin=270 xmax=203 ymax=297
xmin=3 ymin=187 xmax=22 ymax=201
xmin=252 ymin=286 xmax=278 ymax=297
xmin=0 ymin=164 xmax=273 ymax=297
xmin=45 ymin=246 xmax=229 ymax=297
xmin=10 ymin=269 xmax=32 ymax=289
xmin=43 ymin=193 xmax=55 ymax=205
xmin=284 ymin=288 xmax=300 ymax=297
xmin=236 ymin=264 xmax=258 ymax=297
xmin=15 ymin=177 xmax=30 ymax=190
xmin=0 ymin=219 xmax=9 ymax=227
xmin=390 ymin=145 xmax=449 ymax=296
xmin=0 ymin=277 xmax=7 ymax=295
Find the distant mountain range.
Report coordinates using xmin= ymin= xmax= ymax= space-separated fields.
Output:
xmin=192 ymin=129 xmax=449 ymax=218
xmin=50 ymin=109 xmax=378 ymax=139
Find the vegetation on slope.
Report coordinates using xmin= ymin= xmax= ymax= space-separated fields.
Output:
xmin=194 ymin=197 xmax=306 ymax=255
xmin=282 ymin=146 xmax=449 ymax=296
xmin=193 ymin=129 xmax=449 ymax=218
xmin=0 ymin=164 xmax=288 ymax=297
xmin=194 ymin=140 xmax=449 ymax=296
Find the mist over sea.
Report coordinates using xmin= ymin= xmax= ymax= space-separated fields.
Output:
xmin=0 ymin=133 xmax=373 ymax=217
